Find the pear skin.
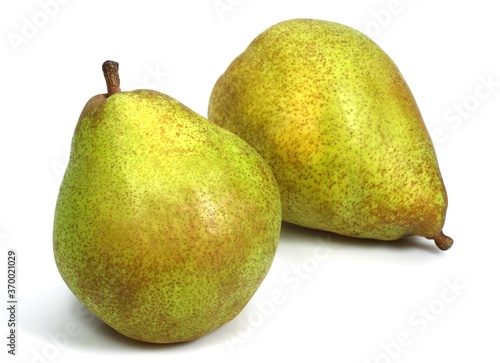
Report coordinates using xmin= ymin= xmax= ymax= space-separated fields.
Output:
xmin=53 ymin=61 xmax=282 ymax=343
xmin=208 ymin=19 xmax=452 ymax=250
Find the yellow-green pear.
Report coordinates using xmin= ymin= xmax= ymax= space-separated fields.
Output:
xmin=53 ymin=61 xmax=281 ymax=343
xmin=208 ymin=19 xmax=453 ymax=250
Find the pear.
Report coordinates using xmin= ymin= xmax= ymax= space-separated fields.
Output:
xmin=53 ymin=61 xmax=281 ymax=343
xmin=208 ymin=19 xmax=453 ymax=250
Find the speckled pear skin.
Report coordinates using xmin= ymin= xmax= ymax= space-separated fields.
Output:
xmin=208 ymin=18 xmax=452 ymax=249
xmin=53 ymin=89 xmax=281 ymax=343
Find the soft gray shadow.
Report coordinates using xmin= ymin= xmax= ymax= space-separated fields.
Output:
xmin=68 ymin=298 xmax=214 ymax=351
xmin=26 ymin=285 xmax=223 ymax=352
xmin=279 ymin=221 xmax=442 ymax=255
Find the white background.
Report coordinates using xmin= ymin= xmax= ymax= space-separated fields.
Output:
xmin=1 ymin=1 xmax=499 ymax=362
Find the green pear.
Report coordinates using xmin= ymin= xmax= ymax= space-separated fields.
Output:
xmin=53 ymin=61 xmax=281 ymax=343
xmin=208 ymin=19 xmax=453 ymax=250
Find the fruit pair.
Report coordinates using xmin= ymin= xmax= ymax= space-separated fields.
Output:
xmin=53 ymin=19 xmax=452 ymax=344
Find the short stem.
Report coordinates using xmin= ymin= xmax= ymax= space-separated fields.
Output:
xmin=102 ymin=60 xmax=121 ymax=97
xmin=433 ymin=231 xmax=453 ymax=251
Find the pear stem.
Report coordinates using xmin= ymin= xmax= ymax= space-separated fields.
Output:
xmin=102 ymin=60 xmax=121 ymax=97
xmin=433 ymin=231 xmax=453 ymax=251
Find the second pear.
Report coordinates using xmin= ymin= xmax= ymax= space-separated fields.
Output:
xmin=208 ymin=18 xmax=453 ymax=250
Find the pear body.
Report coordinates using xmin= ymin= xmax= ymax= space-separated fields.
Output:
xmin=53 ymin=89 xmax=281 ymax=343
xmin=208 ymin=19 xmax=451 ymax=249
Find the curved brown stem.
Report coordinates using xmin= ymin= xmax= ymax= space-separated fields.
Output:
xmin=102 ymin=60 xmax=121 ymax=97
